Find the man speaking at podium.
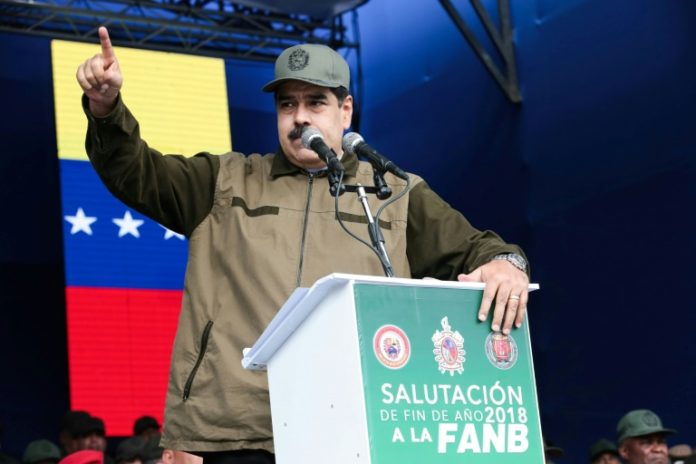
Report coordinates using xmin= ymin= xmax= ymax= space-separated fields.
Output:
xmin=76 ymin=26 xmax=530 ymax=464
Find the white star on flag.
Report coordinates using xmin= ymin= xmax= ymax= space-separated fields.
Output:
xmin=160 ymin=225 xmax=185 ymax=240
xmin=65 ymin=207 xmax=97 ymax=235
xmin=113 ymin=210 xmax=145 ymax=238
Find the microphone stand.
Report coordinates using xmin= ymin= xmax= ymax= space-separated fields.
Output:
xmin=326 ymin=160 xmax=409 ymax=279
xmin=371 ymin=168 xmax=392 ymax=200
xmin=328 ymin=170 xmax=346 ymax=197
xmin=355 ymin=184 xmax=395 ymax=278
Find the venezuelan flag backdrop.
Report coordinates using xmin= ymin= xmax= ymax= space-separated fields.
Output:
xmin=52 ymin=40 xmax=232 ymax=435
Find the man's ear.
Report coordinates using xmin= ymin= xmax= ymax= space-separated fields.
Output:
xmin=161 ymin=449 xmax=175 ymax=464
xmin=342 ymin=95 xmax=353 ymax=129
xmin=618 ymin=442 xmax=629 ymax=460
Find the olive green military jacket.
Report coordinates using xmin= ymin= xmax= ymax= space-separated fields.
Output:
xmin=83 ymin=95 xmax=525 ymax=453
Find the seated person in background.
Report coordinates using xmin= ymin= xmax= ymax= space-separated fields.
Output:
xmin=616 ymin=409 xmax=675 ymax=464
xmin=544 ymin=438 xmax=565 ymax=463
xmin=23 ymin=440 xmax=62 ymax=464
xmin=159 ymin=451 xmax=200 ymax=464
xmin=588 ymin=438 xmax=621 ymax=464
xmin=115 ymin=437 xmax=146 ymax=464
xmin=58 ymin=451 xmax=103 ymax=464
xmin=132 ymin=417 xmax=160 ymax=441
xmin=139 ymin=438 xmax=200 ymax=464
xmin=669 ymin=444 xmax=694 ymax=464
xmin=59 ymin=411 xmax=112 ymax=464
xmin=59 ymin=412 xmax=90 ymax=456
xmin=59 ymin=412 xmax=107 ymax=456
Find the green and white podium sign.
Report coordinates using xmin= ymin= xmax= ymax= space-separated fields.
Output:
xmin=242 ymin=274 xmax=541 ymax=464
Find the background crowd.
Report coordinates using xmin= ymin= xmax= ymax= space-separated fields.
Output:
xmin=0 ymin=413 xmax=201 ymax=464
xmin=543 ymin=409 xmax=695 ymax=464
xmin=0 ymin=407 xmax=693 ymax=464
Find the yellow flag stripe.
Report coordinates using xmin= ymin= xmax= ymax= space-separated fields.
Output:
xmin=52 ymin=40 xmax=232 ymax=160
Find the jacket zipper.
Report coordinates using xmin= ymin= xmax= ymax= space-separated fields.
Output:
xmin=182 ymin=320 xmax=214 ymax=401
xmin=296 ymin=173 xmax=314 ymax=287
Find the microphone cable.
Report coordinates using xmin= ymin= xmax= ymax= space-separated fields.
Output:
xmin=331 ymin=169 xmax=413 ymax=276
xmin=375 ymin=174 xmax=411 ymax=226
xmin=332 ymin=170 xmax=384 ymax=265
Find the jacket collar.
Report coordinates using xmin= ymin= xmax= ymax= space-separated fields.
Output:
xmin=271 ymin=148 xmax=359 ymax=178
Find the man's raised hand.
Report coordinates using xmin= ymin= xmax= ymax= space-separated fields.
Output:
xmin=76 ymin=26 xmax=123 ymax=117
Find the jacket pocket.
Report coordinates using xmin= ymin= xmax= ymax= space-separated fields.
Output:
xmin=182 ymin=320 xmax=213 ymax=401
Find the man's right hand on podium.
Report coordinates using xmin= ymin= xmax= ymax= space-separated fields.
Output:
xmin=457 ymin=258 xmax=530 ymax=335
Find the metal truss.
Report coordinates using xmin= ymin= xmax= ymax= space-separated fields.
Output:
xmin=0 ymin=0 xmax=358 ymax=61
xmin=439 ymin=0 xmax=521 ymax=103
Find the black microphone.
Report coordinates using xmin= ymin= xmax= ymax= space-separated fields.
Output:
xmin=342 ymin=132 xmax=408 ymax=181
xmin=301 ymin=127 xmax=345 ymax=174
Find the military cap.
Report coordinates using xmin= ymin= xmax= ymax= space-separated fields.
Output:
xmin=616 ymin=409 xmax=676 ymax=443
xmin=262 ymin=44 xmax=350 ymax=92
xmin=23 ymin=440 xmax=61 ymax=464
xmin=589 ymin=438 xmax=619 ymax=461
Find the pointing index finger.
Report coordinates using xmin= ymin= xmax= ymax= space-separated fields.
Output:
xmin=98 ymin=26 xmax=116 ymax=64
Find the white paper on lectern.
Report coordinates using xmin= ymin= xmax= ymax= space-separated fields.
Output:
xmin=241 ymin=272 xmax=539 ymax=370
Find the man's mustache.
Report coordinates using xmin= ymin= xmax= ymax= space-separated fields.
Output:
xmin=288 ymin=126 xmax=306 ymax=141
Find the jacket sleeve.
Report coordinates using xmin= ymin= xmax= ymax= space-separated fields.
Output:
xmin=406 ymin=180 xmax=528 ymax=280
xmin=83 ymin=94 xmax=220 ymax=237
